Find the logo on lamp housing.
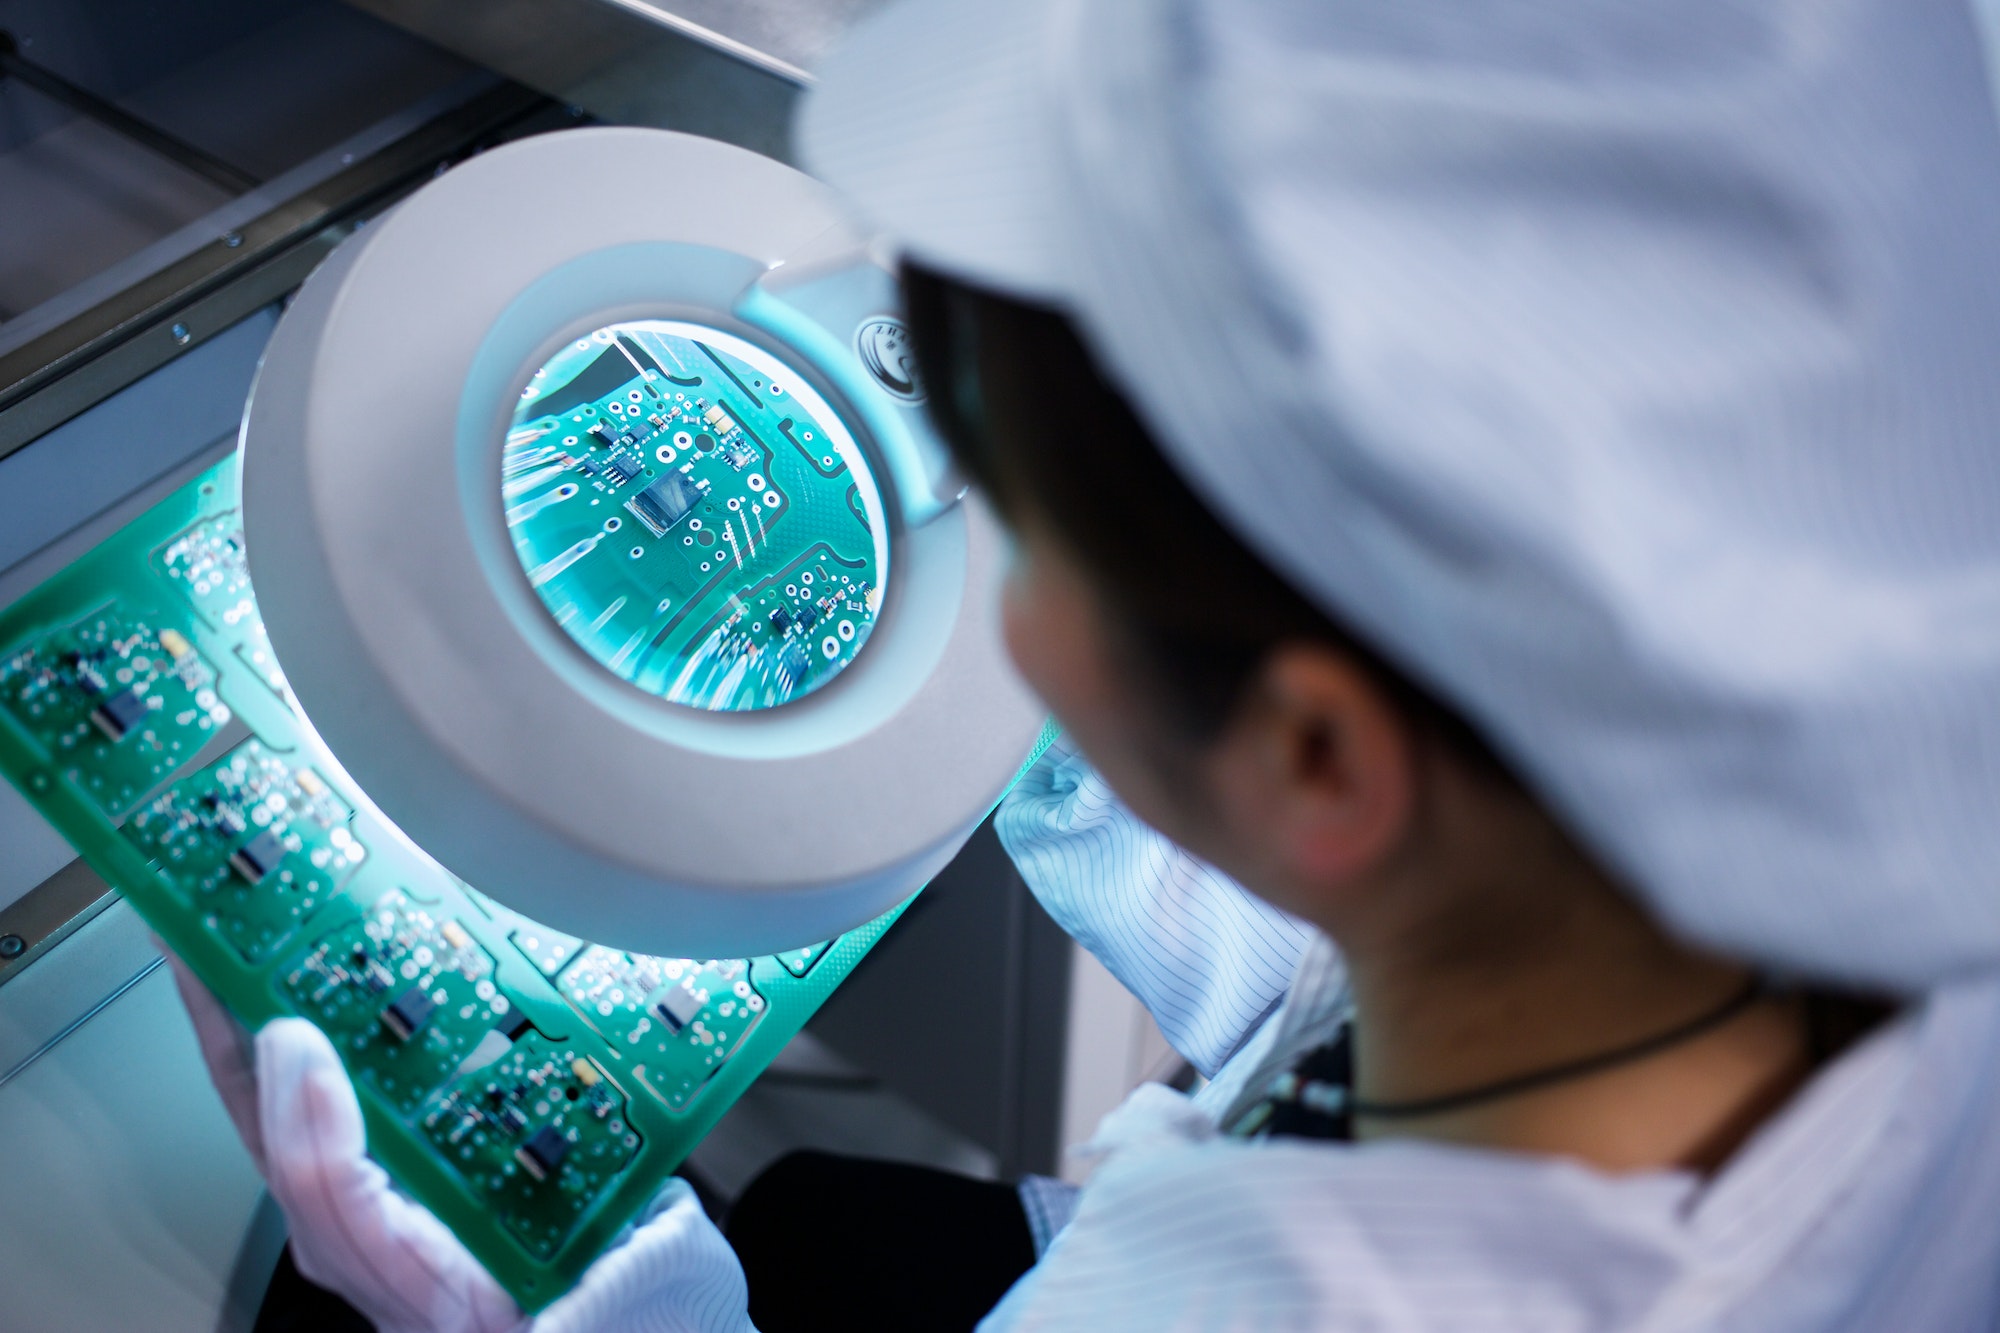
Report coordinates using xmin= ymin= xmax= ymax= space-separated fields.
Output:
xmin=855 ymin=318 xmax=924 ymax=402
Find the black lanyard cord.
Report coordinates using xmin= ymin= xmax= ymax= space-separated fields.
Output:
xmin=1348 ymin=974 xmax=1771 ymax=1122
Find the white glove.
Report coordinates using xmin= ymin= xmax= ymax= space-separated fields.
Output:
xmin=168 ymin=954 xmax=759 ymax=1333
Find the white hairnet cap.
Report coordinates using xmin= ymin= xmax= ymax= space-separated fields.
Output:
xmin=800 ymin=0 xmax=2000 ymax=992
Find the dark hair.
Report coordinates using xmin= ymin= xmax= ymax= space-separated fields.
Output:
xmin=900 ymin=260 xmax=1511 ymax=778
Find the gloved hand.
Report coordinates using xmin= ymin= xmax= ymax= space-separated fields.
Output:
xmin=168 ymin=953 xmax=758 ymax=1333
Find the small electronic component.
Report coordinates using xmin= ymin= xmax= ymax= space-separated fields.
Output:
xmin=515 ymin=1125 xmax=571 ymax=1181
xmin=610 ymin=455 xmax=642 ymax=483
xmin=89 ymin=687 xmax=149 ymax=741
xmin=228 ymin=828 xmax=286 ymax=884
xmin=653 ymin=983 xmax=703 ymax=1032
xmin=383 ymin=986 xmax=439 ymax=1041
xmin=776 ymin=641 xmax=811 ymax=694
xmin=627 ymin=473 xmax=702 ymax=537
xmin=158 ymin=628 xmax=194 ymax=660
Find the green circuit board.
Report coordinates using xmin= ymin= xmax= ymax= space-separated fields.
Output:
xmin=505 ymin=320 xmax=889 ymax=711
xmin=0 ymin=453 xmax=1055 ymax=1309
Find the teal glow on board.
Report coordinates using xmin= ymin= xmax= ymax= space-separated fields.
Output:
xmin=504 ymin=320 xmax=889 ymax=711
xmin=0 ymin=455 xmax=985 ymax=1310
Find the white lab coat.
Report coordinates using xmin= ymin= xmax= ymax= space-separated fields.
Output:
xmin=987 ymin=739 xmax=2000 ymax=1331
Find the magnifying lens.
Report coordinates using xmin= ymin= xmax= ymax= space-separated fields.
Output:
xmin=240 ymin=128 xmax=1044 ymax=959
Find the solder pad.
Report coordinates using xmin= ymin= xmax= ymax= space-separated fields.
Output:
xmin=505 ymin=320 xmax=890 ymax=711
xmin=0 ymin=454 xmax=1057 ymax=1310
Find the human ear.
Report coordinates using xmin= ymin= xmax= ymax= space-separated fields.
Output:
xmin=1205 ymin=646 xmax=1418 ymax=893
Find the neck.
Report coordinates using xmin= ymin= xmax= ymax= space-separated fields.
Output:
xmin=1321 ymin=779 xmax=1812 ymax=1173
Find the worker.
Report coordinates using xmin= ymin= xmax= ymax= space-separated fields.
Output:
xmin=172 ymin=0 xmax=2000 ymax=1327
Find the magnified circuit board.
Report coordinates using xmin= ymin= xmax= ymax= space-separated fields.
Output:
xmin=0 ymin=454 xmax=1054 ymax=1310
xmin=505 ymin=320 xmax=890 ymax=711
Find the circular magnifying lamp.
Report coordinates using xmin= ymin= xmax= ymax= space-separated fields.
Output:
xmin=239 ymin=128 xmax=1045 ymax=959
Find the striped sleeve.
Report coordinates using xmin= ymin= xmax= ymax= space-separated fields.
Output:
xmin=994 ymin=736 xmax=1316 ymax=1076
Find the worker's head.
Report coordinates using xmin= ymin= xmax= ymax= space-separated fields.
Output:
xmin=902 ymin=263 xmax=1601 ymax=943
xmin=808 ymin=0 xmax=2000 ymax=990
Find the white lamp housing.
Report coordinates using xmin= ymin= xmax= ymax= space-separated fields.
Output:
xmin=240 ymin=127 xmax=1045 ymax=959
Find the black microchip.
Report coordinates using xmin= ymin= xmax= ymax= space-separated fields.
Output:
xmin=768 ymin=607 xmax=791 ymax=632
xmin=629 ymin=473 xmax=702 ymax=536
xmin=515 ymin=1125 xmax=570 ymax=1181
xmin=381 ymin=986 xmax=438 ymax=1042
xmin=89 ymin=687 xmax=149 ymax=741
xmin=228 ymin=829 xmax=286 ymax=883
xmin=796 ymin=606 xmax=819 ymax=632
xmin=610 ymin=454 xmax=642 ymax=483
xmin=778 ymin=642 xmax=811 ymax=689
